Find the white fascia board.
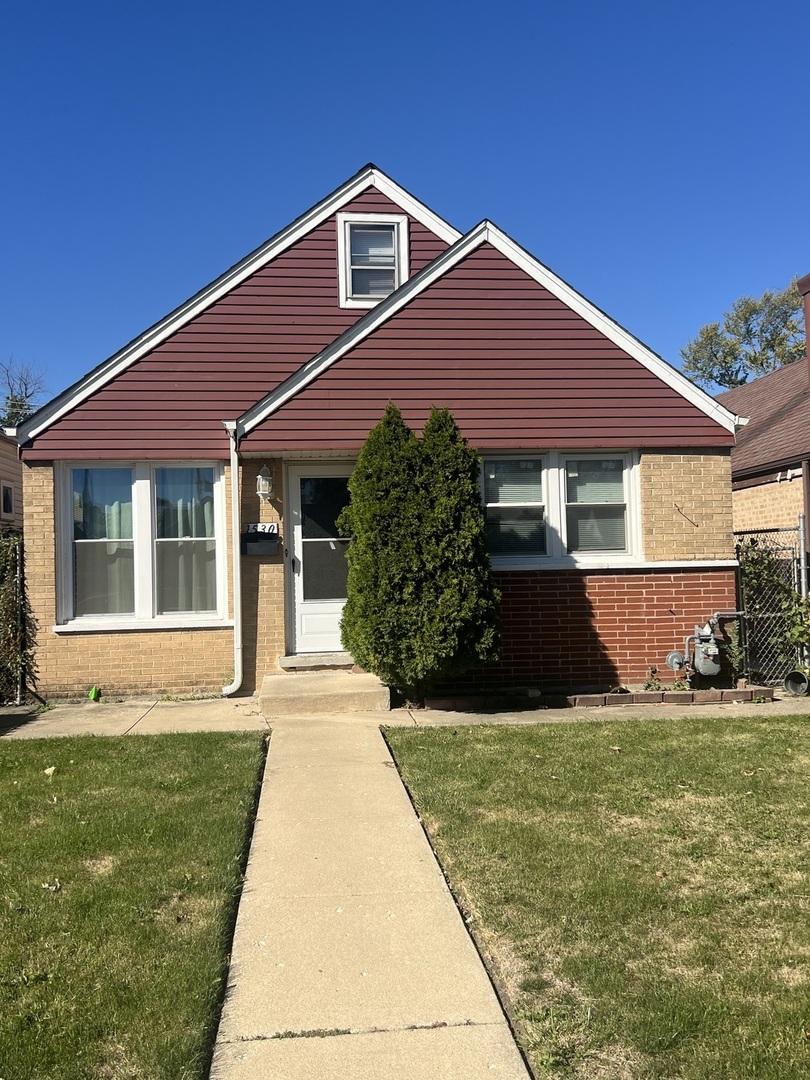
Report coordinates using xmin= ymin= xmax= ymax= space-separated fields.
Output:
xmin=18 ymin=166 xmax=461 ymax=444
xmin=368 ymin=170 xmax=460 ymax=245
xmin=238 ymin=223 xmax=490 ymax=435
xmin=480 ymin=224 xmax=742 ymax=435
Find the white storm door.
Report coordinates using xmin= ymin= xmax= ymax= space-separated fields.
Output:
xmin=288 ymin=465 xmax=352 ymax=653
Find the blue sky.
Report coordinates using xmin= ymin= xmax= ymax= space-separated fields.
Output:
xmin=2 ymin=0 xmax=808 ymax=409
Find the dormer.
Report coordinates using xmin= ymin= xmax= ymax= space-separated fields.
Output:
xmin=337 ymin=212 xmax=409 ymax=308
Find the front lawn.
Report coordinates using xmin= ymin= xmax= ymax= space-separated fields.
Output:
xmin=386 ymin=716 xmax=810 ymax=1079
xmin=0 ymin=732 xmax=266 ymax=1080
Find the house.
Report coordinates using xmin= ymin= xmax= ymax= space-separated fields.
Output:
xmin=716 ymin=272 xmax=810 ymax=537
xmin=9 ymin=165 xmax=744 ymax=699
xmin=0 ymin=432 xmax=22 ymax=531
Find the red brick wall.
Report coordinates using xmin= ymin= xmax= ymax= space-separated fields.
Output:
xmin=447 ymin=567 xmax=738 ymax=691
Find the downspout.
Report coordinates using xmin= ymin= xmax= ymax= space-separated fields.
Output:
xmin=221 ymin=421 xmax=243 ymax=696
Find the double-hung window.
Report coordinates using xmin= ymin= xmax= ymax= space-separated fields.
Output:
xmin=483 ymin=459 xmax=546 ymax=555
xmin=481 ymin=453 xmax=635 ymax=564
xmin=337 ymin=213 xmax=409 ymax=308
xmin=72 ymin=467 xmax=135 ymax=616
xmin=565 ymin=458 xmax=627 ymax=553
xmin=63 ymin=463 xmax=224 ymax=625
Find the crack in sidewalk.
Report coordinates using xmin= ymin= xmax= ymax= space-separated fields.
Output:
xmin=231 ymin=1018 xmax=491 ymax=1043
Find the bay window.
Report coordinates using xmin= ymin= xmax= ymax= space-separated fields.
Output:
xmin=60 ymin=463 xmax=225 ymax=626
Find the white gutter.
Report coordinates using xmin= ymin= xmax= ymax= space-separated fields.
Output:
xmin=221 ymin=421 xmax=243 ymax=696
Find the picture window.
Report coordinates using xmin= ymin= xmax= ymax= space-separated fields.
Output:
xmin=62 ymin=463 xmax=223 ymax=623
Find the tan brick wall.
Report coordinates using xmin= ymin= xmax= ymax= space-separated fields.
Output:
xmin=239 ymin=458 xmax=286 ymax=693
xmin=24 ymin=449 xmax=739 ymax=699
xmin=24 ymin=462 xmax=236 ymax=699
xmin=640 ymin=451 xmax=734 ymax=561
xmin=731 ymin=477 xmax=805 ymax=533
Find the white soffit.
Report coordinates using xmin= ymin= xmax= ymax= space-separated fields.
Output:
xmin=18 ymin=166 xmax=461 ymax=443
xmin=239 ymin=221 xmax=742 ymax=436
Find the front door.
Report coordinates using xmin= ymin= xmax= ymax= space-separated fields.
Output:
xmin=288 ymin=465 xmax=352 ymax=653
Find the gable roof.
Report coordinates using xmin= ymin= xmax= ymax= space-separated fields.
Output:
xmin=238 ymin=220 xmax=742 ymax=439
xmin=717 ymin=361 xmax=810 ymax=477
xmin=10 ymin=165 xmax=460 ymax=445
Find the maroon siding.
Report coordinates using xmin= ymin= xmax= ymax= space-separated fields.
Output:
xmin=242 ymin=244 xmax=735 ymax=453
xmin=22 ymin=188 xmax=450 ymax=461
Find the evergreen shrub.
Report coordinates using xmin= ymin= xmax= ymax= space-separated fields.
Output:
xmin=0 ymin=532 xmax=36 ymax=703
xmin=338 ymin=404 xmax=500 ymax=701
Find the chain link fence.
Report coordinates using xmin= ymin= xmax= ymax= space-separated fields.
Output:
xmin=734 ymin=522 xmax=807 ymax=686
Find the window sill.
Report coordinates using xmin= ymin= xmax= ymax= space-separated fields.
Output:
xmin=489 ymin=556 xmax=738 ymax=572
xmin=52 ymin=617 xmax=234 ymax=634
xmin=340 ymin=295 xmax=386 ymax=309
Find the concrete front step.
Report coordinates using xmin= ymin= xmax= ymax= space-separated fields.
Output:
xmin=260 ymin=670 xmax=390 ymax=716
xmin=278 ymin=652 xmax=354 ymax=672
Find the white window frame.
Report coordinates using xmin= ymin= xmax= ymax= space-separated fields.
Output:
xmin=54 ymin=461 xmax=229 ymax=631
xmin=337 ymin=212 xmax=409 ymax=309
xmin=482 ymin=452 xmax=641 ymax=569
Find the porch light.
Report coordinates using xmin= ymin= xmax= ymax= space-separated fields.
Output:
xmin=256 ymin=465 xmax=273 ymax=501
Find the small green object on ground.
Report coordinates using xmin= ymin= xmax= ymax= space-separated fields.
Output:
xmin=87 ymin=685 xmax=100 ymax=701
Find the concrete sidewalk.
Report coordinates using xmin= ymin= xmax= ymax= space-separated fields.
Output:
xmin=209 ymin=713 xmax=530 ymax=1079
xmin=0 ymin=695 xmax=270 ymax=738
xmin=4 ymin=691 xmax=810 ymax=1077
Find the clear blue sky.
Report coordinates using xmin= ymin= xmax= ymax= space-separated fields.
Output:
xmin=2 ymin=0 xmax=808 ymax=409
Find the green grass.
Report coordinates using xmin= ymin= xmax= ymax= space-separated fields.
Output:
xmin=0 ymin=732 xmax=266 ymax=1080
xmin=386 ymin=716 xmax=810 ymax=1079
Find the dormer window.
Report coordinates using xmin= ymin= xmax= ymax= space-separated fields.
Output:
xmin=337 ymin=212 xmax=408 ymax=308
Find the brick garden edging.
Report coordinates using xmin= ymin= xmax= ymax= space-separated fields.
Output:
xmin=424 ymin=687 xmax=775 ymax=712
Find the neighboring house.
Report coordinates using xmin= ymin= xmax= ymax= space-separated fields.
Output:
xmin=10 ymin=165 xmax=744 ymax=698
xmin=714 ymin=271 xmax=810 ymax=537
xmin=0 ymin=432 xmax=22 ymax=531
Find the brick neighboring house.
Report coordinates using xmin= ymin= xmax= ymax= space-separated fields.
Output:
xmin=0 ymin=433 xmax=22 ymax=531
xmin=9 ymin=165 xmax=745 ymax=698
xmin=715 ymin=272 xmax=810 ymax=538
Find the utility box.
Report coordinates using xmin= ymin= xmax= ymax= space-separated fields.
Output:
xmin=693 ymin=621 xmax=721 ymax=677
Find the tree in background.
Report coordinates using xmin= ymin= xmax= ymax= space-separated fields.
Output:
xmin=0 ymin=357 xmax=46 ymax=427
xmin=338 ymin=403 xmax=500 ymax=702
xmin=681 ymin=280 xmax=804 ymax=390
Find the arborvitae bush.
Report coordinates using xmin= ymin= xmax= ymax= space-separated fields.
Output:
xmin=338 ymin=403 xmax=500 ymax=701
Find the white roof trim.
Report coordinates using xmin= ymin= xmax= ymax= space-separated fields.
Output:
xmin=17 ymin=166 xmax=461 ymax=444
xmin=239 ymin=221 xmax=742 ymax=437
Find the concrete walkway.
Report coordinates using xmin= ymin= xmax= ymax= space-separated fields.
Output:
xmin=4 ymin=693 xmax=810 ymax=1077
xmin=209 ymin=713 xmax=530 ymax=1079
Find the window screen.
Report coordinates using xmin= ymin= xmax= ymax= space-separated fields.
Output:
xmin=483 ymin=459 xmax=546 ymax=555
xmin=565 ymin=459 xmax=626 ymax=553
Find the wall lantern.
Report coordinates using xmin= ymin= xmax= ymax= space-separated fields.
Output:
xmin=256 ymin=465 xmax=273 ymax=502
